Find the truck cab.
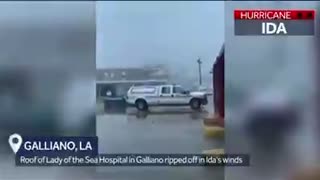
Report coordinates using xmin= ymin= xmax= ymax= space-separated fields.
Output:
xmin=158 ymin=85 xmax=189 ymax=104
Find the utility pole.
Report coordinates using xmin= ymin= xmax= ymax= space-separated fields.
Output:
xmin=197 ymin=58 xmax=202 ymax=86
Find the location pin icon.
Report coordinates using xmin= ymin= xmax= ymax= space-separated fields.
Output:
xmin=8 ymin=133 xmax=23 ymax=154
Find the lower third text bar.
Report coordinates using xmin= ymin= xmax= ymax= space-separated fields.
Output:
xmin=16 ymin=154 xmax=250 ymax=166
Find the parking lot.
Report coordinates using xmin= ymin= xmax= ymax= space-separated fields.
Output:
xmin=96 ymin=98 xmax=224 ymax=180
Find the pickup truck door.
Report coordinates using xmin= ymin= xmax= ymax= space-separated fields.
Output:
xmin=159 ymin=85 xmax=174 ymax=105
xmin=172 ymin=86 xmax=191 ymax=105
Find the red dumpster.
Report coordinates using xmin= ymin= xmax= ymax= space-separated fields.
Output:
xmin=204 ymin=45 xmax=225 ymax=128
xmin=213 ymin=45 xmax=225 ymax=120
xmin=209 ymin=46 xmax=225 ymax=127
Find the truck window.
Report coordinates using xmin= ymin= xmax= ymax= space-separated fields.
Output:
xmin=173 ymin=86 xmax=183 ymax=94
xmin=161 ymin=87 xmax=171 ymax=94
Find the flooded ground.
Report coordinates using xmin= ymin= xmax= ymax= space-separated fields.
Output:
xmin=96 ymin=98 xmax=224 ymax=180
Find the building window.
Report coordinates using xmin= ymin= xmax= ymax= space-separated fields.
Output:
xmin=121 ymin=71 xmax=126 ymax=76
xmin=104 ymin=73 xmax=109 ymax=77
xmin=110 ymin=73 xmax=114 ymax=78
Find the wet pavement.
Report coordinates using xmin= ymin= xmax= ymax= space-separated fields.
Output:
xmin=0 ymin=99 xmax=224 ymax=180
xmin=96 ymin=100 xmax=224 ymax=180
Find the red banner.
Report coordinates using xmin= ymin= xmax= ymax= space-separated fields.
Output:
xmin=234 ymin=10 xmax=315 ymax=20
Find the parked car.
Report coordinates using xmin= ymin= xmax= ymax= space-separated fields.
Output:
xmin=125 ymin=84 xmax=208 ymax=111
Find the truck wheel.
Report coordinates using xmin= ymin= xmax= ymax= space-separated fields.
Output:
xmin=135 ymin=99 xmax=148 ymax=111
xmin=190 ymin=98 xmax=201 ymax=110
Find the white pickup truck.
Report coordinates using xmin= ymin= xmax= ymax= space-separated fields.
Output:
xmin=125 ymin=84 xmax=208 ymax=111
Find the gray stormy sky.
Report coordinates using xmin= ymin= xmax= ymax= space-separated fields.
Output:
xmin=96 ymin=2 xmax=224 ymax=77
